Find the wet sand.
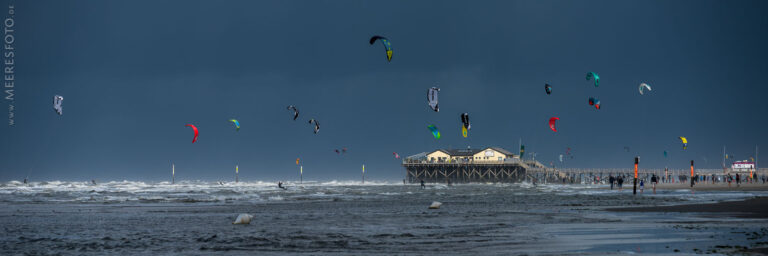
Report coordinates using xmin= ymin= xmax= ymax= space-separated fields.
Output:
xmin=655 ymin=182 xmax=768 ymax=191
xmin=607 ymin=181 xmax=768 ymax=191
xmin=608 ymin=196 xmax=768 ymax=218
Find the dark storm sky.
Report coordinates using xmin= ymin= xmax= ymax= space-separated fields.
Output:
xmin=1 ymin=0 xmax=767 ymax=181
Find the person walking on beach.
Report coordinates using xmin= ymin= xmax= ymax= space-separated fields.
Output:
xmin=651 ymin=174 xmax=657 ymax=194
xmin=736 ymin=173 xmax=741 ymax=187
xmin=639 ymin=179 xmax=644 ymax=193
xmin=609 ymin=175 xmax=615 ymax=190
xmin=420 ymin=179 xmax=425 ymax=189
xmin=618 ymin=176 xmax=624 ymax=191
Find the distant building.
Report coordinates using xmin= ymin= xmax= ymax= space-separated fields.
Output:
xmin=408 ymin=147 xmax=518 ymax=164
xmin=403 ymin=147 xmax=530 ymax=183
xmin=731 ymin=161 xmax=755 ymax=171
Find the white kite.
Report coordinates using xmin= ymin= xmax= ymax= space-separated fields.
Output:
xmin=53 ymin=95 xmax=63 ymax=115
xmin=638 ymin=83 xmax=652 ymax=95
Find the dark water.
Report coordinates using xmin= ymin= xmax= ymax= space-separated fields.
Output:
xmin=1 ymin=180 xmax=767 ymax=255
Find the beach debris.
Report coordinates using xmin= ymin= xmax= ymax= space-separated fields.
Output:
xmin=427 ymin=125 xmax=441 ymax=139
xmin=229 ymin=119 xmax=240 ymax=131
xmin=545 ymin=83 xmax=552 ymax=95
xmin=53 ymin=95 xmax=64 ymax=115
xmin=232 ymin=213 xmax=253 ymax=224
xmin=586 ymin=72 xmax=600 ymax=87
xmin=369 ymin=35 xmax=392 ymax=62
xmin=679 ymin=137 xmax=688 ymax=150
xmin=461 ymin=113 xmax=470 ymax=138
xmin=185 ymin=124 xmax=199 ymax=143
xmin=639 ymin=83 xmax=652 ymax=95
xmin=427 ymin=87 xmax=440 ymax=112
xmin=548 ymin=117 xmax=559 ymax=132
xmin=308 ymin=119 xmax=320 ymax=134
xmin=286 ymin=105 xmax=299 ymax=120
xmin=429 ymin=201 xmax=442 ymax=209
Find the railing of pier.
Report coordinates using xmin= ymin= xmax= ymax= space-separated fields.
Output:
xmin=402 ymin=158 xmax=525 ymax=165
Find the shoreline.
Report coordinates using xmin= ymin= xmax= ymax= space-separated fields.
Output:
xmin=607 ymin=196 xmax=768 ymax=218
xmin=603 ymin=181 xmax=768 ymax=191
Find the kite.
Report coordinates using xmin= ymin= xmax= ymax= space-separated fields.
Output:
xmin=427 ymin=87 xmax=440 ymax=112
xmin=185 ymin=124 xmax=198 ymax=143
xmin=335 ymin=149 xmax=341 ymax=154
xmin=342 ymin=148 xmax=347 ymax=153
xmin=393 ymin=152 xmax=400 ymax=159
xmin=679 ymin=137 xmax=688 ymax=150
xmin=427 ymin=125 xmax=441 ymax=139
xmin=229 ymin=119 xmax=240 ymax=131
xmin=624 ymin=146 xmax=630 ymax=152
xmin=53 ymin=95 xmax=63 ymax=115
xmin=586 ymin=72 xmax=600 ymax=87
xmin=461 ymin=113 xmax=470 ymax=137
xmin=296 ymin=158 xmax=300 ymax=165
xmin=588 ymin=97 xmax=601 ymax=109
xmin=548 ymin=117 xmax=559 ymax=132
xmin=545 ymin=84 xmax=552 ymax=95
xmin=286 ymin=105 xmax=299 ymax=120
xmin=369 ymin=35 xmax=392 ymax=62
xmin=639 ymin=83 xmax=652 ymax=95
xmin=663 ymin=151 xmax=668 ymax=158
xmin=308 ymin=119 xmax=320 ymax=134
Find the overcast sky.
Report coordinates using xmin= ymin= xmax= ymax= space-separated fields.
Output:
xmin=1 ymin=0 xmax=767 ymax=181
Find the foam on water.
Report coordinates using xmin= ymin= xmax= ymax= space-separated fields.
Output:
xmin=1 ymin=180 xmax=765 ymax=205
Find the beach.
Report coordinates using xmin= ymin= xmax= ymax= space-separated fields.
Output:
xmin=1 ymin=180 xmax=767 ymax=255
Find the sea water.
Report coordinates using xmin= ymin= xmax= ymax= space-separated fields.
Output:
xmin=0 ymin=180 xmax=766 ymax=255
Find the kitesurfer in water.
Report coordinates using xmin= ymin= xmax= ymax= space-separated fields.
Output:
xmin=420 ymin=180 xmax=425 ymax=188
xmin=278 ymin=181 xmax=286 ymax=190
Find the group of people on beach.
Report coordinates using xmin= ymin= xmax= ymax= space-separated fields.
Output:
xmin=608 ymin=175 xmax=625 ymax=190
xmin=607 ymin=174 xmax=660 ymax=193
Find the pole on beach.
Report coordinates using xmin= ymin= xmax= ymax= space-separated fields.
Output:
xmin=690 ymin=160 xmax=695 ymax=188
xmin=362 ymin=164 xmax=365 ymax=184
xmin=633 ymin=157 xmax=638 ymax=195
